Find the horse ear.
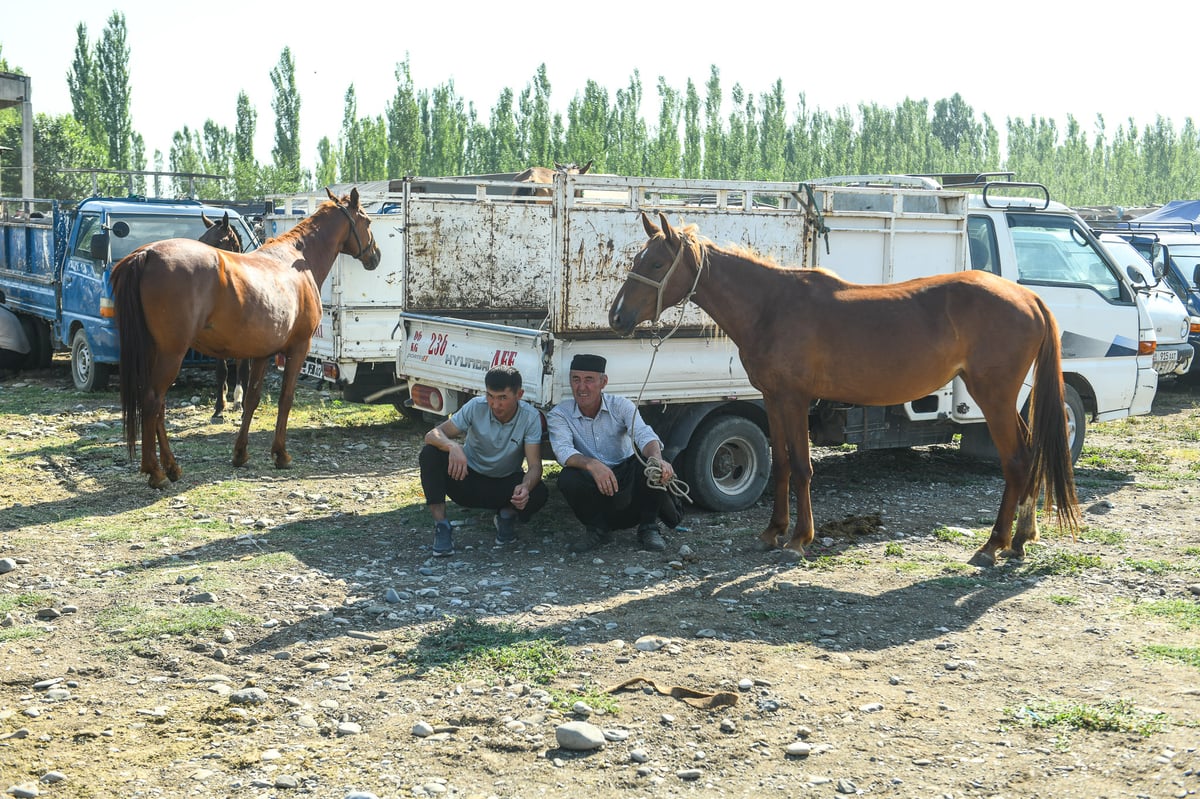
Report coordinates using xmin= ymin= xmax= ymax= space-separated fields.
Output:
xmin=201 ymin=212 xmax=214 ymax=229
xmin=580 ymin=160 xmax=592 ymax=174
xmin=659 ymin=212 xmax=679 ymax=248
xmin=325 ymin=186 xmax=338 ymax=203
xmin=348 ymin=187 xmax=360 ymax=208
xmin=221 ymin=211 xmax=230 ymax=225
xmin=641 ymin=210 xmax=661 ymax=238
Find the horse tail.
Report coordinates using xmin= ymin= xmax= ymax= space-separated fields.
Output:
xmin=1025 ymin=299 xmax=1080 ymax=535
xmin=112 ymin=250 xmax=150 ymax=459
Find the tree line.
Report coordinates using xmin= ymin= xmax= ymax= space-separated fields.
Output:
xmin=3 ymin=12 xmax=1200 ymax=208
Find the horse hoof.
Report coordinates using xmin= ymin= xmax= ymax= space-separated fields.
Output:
xmin=211 ymin=412 xmax=224 ymax=423
xmin=776 ymin=547 xmax=804 ymax=560
xmin=1000 ymin=548 xmax=1026 ymax=562
xmin=147 ymin=475 xmax=169 ymax=490
xmin=274 ymin=455 xmax=293 ymax=470
xmin=166 ymin=467 xmax=182 ymax=482
xmin=967 ymin=549 xmax=997 ymax=568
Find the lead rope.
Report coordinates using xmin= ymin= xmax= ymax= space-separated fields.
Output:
xmin=630 ymin=235 xmax=710 ymax=510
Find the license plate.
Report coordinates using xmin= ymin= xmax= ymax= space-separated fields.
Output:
xmin=298 ymin=357 xmax=328 ymax=381
xmin=1152 ymin=349 xmax=1177 ymax=375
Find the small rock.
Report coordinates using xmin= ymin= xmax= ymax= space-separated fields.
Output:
xmin=786 ymin=741 xmax=812 ymax=757
xmin=229 ymin=688 xmax=269 ymax=705
xmin=7 ymin=784 xmax=39 ymax=798
xmin=38 ymin=773 xmax=65 ymax=785
xmin=676 ymin=768 xmax=703 ymax=781
xmin=634 ymin=635 xmax=668 ymax=651
xmin=336 ymin=722 xmax=362 ymax=736
xmin=555 ymin=721 xmax=605 ymax=751
xmin=412 ymin=721 xmax=435 ymax=737
xmin=630 ymin=749 xmax=650 ymax=763
xmin=0 ymin=557 xmax=17 ymax=574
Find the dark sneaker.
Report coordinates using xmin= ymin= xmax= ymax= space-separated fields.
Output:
xmin=494 ymin=513 xmax=517 ymax=546
xmin=569 ymin=525 xmax=611 ymax=554
xmin=637 ymin=523 xmax=667 ymax=552
xmin=432 ymin=520 xmax=454 ymax=557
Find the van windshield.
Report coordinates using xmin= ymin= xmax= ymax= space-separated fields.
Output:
xmin=1009 ymin=214 xmax=1125 ymax=301
xmin=109 ymin=213 xmax=254 ymax=260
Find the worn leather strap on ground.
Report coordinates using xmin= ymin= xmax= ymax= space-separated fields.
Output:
xmin=604 ymin=677 xmax=738 ymax=709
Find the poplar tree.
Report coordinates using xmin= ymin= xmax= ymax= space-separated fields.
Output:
xmin=269 ymin=47 xmax=302 ymax=191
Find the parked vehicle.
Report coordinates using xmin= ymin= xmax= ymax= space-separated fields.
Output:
xmin=0 ymin=186 xmax=258 ymax=390
xmin=392 ymin=172 xmax=1158 ymax=511
xmin=1095 ymin=233 xmax=1194 ymax=377
xmin=1090 ymin=201 xmax=1200 ymax=377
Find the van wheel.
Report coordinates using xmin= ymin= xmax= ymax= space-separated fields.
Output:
xmin=71 ymin=328 xmax=110 ymax=392
xmin=681 ymin=415 xmax=770 ymax=512
xmin=1064 ymin=384 xmax=1086 ymax=463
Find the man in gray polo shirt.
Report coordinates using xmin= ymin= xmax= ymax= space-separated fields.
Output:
xmin=419 ymin=365 xmax=547 ymax=556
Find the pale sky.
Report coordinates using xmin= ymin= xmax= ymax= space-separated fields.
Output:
xmin=2 ymin=1 xmax=1192 ymax=178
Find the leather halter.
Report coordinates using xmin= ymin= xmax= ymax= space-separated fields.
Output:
xmin=624 ymin=233 xmax=704 ymax=322
xmin=336 ymin=201 xmax=376 ymax=260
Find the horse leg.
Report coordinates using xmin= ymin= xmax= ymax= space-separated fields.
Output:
xmin=232 ymin=357 xmax=271 ymax=467
xmin=270 ymin=350 xmax=306 ymax=469
xmin=153 ymin=356 xmax=186 ymax=483
xmin=968 ymin=404 xmax=1033 ymax=568
xmin=212 ymin=359 xmax=229 ymax=422
xmin=232 ymin=359 xmax=248 ymax=413
xmin=779 ymin=397 xmax=816 ymax=553
xmin=139 ymin=386 xmax=169 ymax=488
xmin=758 ymin=397 xmax=794 ymax=550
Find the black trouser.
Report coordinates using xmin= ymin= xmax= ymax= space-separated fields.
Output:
xmin=556 ymin=454 xmax=659 ymax=531
xmin=418 ymin=444 xmax=548 ymax=522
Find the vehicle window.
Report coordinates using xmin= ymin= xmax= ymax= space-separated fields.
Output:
xmin=72 ymin=214 xmax=102 ymax=260
xmin=108 ymin=215 xmax=221 ymax=261
xmin=1008 ymin=213 xmax=1125 ymax=301
xmin=967 ymin=215 xmax=999 ymax=274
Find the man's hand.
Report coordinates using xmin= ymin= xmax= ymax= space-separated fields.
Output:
xmin=446 ymin=444 xmax=468 ymax=481
xmin=587 ymin=460 xmax=619 ymax=496
xmin=511 ymin=483 xmax=530 ymax=510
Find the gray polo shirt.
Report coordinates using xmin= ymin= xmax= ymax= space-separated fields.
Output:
xmin=449 ymin=396 xmax=543 ymax=478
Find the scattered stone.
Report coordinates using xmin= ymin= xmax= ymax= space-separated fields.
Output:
xmin=602 ymin=729 xmax=629 ymax=742
xmin=34 ymin=608 xmax=60 ymax=621
xmin=7 ymin=784 xmax=39 ymax=798
xmin=38 ymin=773 xmax=65 ymax=785
xmin=184 ymin=592 xmax=216 ymax=604
xmin=630 ymin=749 xmax=650 ymax=763
xmin=0 ymin=558 xmax=17 ymax=574
xmin=412 ymin=721 xmax=435 ymax=737
xmin=859 ymin=702 xmax=883 ymax=713
xmin=634 ymin=635 xmax=669 ymax=651
xmin=336 ymin=722 xmax=363 ymax=736
xmin=786 ymin=741 xmax=812 ymax=757
xmin=229 ymin=688 xmax=269 ymax=705
xmin=676 ymin=768 xmax=703 ymax=781
xmin=572 ymin=701 xmax=593 ymax=716
xmin=836 ymin=779 xmax=858 ymax=794
xmin=555 ymin=721 xmax=605 ymax=751
xmin=274 ymin=775 xmax=299 ymax=789
xmin=720 ymin=718 xmax=737 ymax=733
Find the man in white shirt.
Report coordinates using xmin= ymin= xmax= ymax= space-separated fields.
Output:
xmin=419 ymin=366 xmax=547 ymax=556
xmin=547 ymin=353 xmax=674 ymax=553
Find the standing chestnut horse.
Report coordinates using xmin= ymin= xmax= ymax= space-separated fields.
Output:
xmin=114 ymin=188 xmax=381 ymax=488
xmin=609 ymin=212 xmax=1078 ymax=567
xmin=197 ymin=211 xmax=250 ymax=422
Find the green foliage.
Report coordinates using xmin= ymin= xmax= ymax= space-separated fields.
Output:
xmin=1009 ymin=698 xmax=1167 ymax=736
xmin=1131 ymin=599 xmax=1200 ymax=630
xmin=1143 ymin=645 xmax=1200 ymax=670
xmin=402 ymin=617 xmax=571 ymax=686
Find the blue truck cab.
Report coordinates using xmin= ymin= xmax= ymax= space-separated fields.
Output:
xmin=0 ymin=195 xmax=258 ymax=390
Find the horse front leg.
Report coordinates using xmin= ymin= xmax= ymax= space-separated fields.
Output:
xmin=759 ymin=397 xmax=793 ymax=550
xmin=968 ymin=406 xmax=1032 ymax=568
xmin=271 ymin=350 xmax=306 ymax=469
xmin=232 ymin=357 xmax=271 ymax=467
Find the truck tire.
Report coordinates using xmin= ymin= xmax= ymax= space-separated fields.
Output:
xmin=31 ymin=318 xmax=53 ymax=369
xmin=71 ymin=328 xmax=110 ymax=392
xmin=19 ymin=316 xmax=45 ymax=370
xmin=1063 ymin=383 xmax=1085 ymax=463
xmin=680 ymin=415 xmax=770 ymax=512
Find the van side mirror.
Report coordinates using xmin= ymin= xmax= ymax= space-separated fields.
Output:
xmin=1193 ymin=264 xmax=1200 ymax=290
xmin=1126 ymin=265 xmax=1147 ymax=286
xmin=89 ymin=232 xmax=110 ymax=261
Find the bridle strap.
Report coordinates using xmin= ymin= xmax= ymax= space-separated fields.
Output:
xmin=336 ymin=202 xmax=375 ymax=260
xmin=625 ymin=233 xmax=705 ymax=322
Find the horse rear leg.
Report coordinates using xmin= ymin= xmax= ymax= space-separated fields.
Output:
xmin=212 ymin=359 xmax=230 ymax=421
xmin=778 ymin=397 xmax=816 ymax=553
xmin=232 ymin=357 xmax=271 ymax=467
xmin=142 ymin=357 xmax=185 ymax=488
xmin=968 ymin=405 xmax=1033 ymax=568
xmin=232 ymin=359 xmax=248 ymax=412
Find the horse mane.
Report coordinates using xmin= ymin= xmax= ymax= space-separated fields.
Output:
xmin=271 ymin=198 xmax=342 ymax=248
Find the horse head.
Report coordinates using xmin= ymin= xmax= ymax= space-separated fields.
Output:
xmin=199 ymin=211 xmax=242 ymax=253
xmin=609 ymin=211 xmax=703 ymax=335
xmin=325 ymin=187 xmax=381 ymax=271
xmin=554 ymin=160 xmax=592 ymax=175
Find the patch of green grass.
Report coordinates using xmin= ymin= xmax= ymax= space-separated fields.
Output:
xmin=1123 ymin=559 xmax=1174 ymax=575
xmin=1048 ymin=594 xmax=1079 ymax=606
xmin=1183 ymin=546 xmax=1200 ymax=557
xmin=0 ymin=627 xmax=44 ymax=643
xmin=549 ymin=688 xmax=620 ymax=715
xmin=1131 ymin=599 xmax=1200 ymax=631
xmin=0 ymin=592 xmax=54 ymax=613
xmin=883 ymin=542 xmax=904 ymax=557
xmin=1023 ymin=550 xmax=1105 ymax=576
xmin=1009 ymin=699 xmax=1167 ymax=736
xmin=403 ymin=617 xmax=571 ymax=686
xmin=94 ymin=604 xmax=253 ymax=640
xmin=933 ymin=526 xmax=971 ymax=544
xmin=1080 ymin=526 xmax=1126 ymax=546
xmin=1143 ymin=645 xmax=1200 ymax=670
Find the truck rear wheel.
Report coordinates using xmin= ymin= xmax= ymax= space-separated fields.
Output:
xmin=1063 ymin=384 xmax=1085 ymax=463
xmin=680 ymin=415 xmax=770 ymax=512
xmin=19 ymin=316 xmax=50 ymax=370
xmin=71 ymin=328 xmax=110 ymax=392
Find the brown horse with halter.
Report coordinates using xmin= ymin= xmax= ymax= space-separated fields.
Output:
xmin=609 ymin=212 xmax=1079 ymax=567
xmin=514 ymin=160 xmax=592 ymax=197
xmin=113 ymin=188 xmax=381 ymax=488
xmin=197 ymin=211 xmax=250 ymax=422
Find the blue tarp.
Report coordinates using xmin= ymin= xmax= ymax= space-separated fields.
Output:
xmin=1134 ymin=200 xmax=1200 ymax=224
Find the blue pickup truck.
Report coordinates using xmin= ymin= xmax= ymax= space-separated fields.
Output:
xmin=0 ymin=194 xmax=257 ymax=390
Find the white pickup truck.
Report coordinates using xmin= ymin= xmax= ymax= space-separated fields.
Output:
xmin=390 ymin=172 xmax=1158 ymax=512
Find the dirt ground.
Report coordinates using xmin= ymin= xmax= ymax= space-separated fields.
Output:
xmin=1 ymin=362 xmax=1198 ymax=799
